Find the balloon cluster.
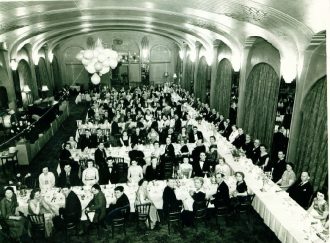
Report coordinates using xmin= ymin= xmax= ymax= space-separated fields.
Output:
xmin=76 ymin=38 xmax=119 ymax=85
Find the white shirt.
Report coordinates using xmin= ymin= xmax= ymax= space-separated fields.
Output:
xmin=229 ymin=130 xmax=239 ymax=143
xmin=39 ymin=172 xmax=55 ymax=190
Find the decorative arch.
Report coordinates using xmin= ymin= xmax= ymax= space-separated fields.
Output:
xmin=241 ymin=63 xmax=280 ymax=147
xmin=150 ymin=45 xmax=171 ymax=62
xmin=213 ymin=58 xmax=233 ymax=118
xmin=295 ymin=76 xmax=327 ymax=190
xmin=195 ymin=57 xmax=208 ymax=103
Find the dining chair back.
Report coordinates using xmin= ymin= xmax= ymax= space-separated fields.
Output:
xmin=28 ymin=214 xmax=46 ymax=240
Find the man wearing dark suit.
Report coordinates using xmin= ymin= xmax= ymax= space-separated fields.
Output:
xmin=217 ymin=115 xmax=225 ymax=131
xmin=163 ymin=137 xmax=175 ymax=158
xmin=288 ymin=172 xmax=313 ymax=209
xmin=106 ymin=186 xmax=130 ymax=222
xmin=232 ymin=128 xmax=246 ymax=149
xmin=94 ymin=143 xmax=108 ymax=184
xmin=95 ymin=129 xmax=107 ymax=146
xmin=251 ymin=139 xmax=261 ymax=164
xmin=53 ymin=184 xmax=82 ymax=229
xmin=128 ymin=143 xmax=145 ymax=166
xmin=111 ymin=117 xmax=120 ymax=136
xmin=104 ymin=157 xmax=120 ymax=184
xmin=130 ymin=127 xmax=146 ymax=145
xmin=242 ymin=134 xmax=254 ymax=159
xmin=191 ymin=139 xmax=206 ymax=163
xmin=173 ymin=114 xmax=182 ymax=133
xmin=162 ymin=179 xmax=182 ymax=216
xmin=79 ymin=130 xmax=93 ymax=150
xmin=192 ymin=152 xmax=210 ymax=177
xmin=86 ymin=184 xmax=107 ymax=223
xmin=271 ymin=151 xmax=287 ymax=182
xmin=188 ymin=126 xmax=203 ymax=143
xmin=57 ymin=164 xmax=81 ymax=187
xmin=211 ymin=173 xmax=230 ymax=208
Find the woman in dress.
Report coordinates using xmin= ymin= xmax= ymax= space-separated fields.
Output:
xmin=215 ymin=157 xmax=231 ymax=178
xmin=308 ymin=191 xmax=329 ymax=222
xmin=179 ymin=138 xmax=190 ymax=157
xmin=177 ymin=127 xmax=189 ymax=143
xmin=28 ymin=188 xmax=57 ymax=237
xmin=135 ymin=179 xmax=160 ymax=229
xmin=82 ymin=160 xmax=99 ymax=186
xmin=276 ymin=162 xmax=296 ymax=190
xmin=0 ymin=187 xmax=26 ymax=241
xmin=147 ymin=128 xmax=159 ymax=144
xmin=127 ymin=160 xmax=143 ymax=183
xmin=120 ymin=130 xmax=130 ymax=147
xmin=230 ymin=171 xmax=248 ymax=210
xmin=179 ymin=156 xmax=192 ymax=179
xmin=256 ymin=145 xmax=270 ymax=169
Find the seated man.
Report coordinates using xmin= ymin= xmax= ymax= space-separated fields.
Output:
xmin=106 ymin=186 xmax=130 ymax=222
xmin=211 ymin=173 xmax=230 ymax=208
xmin=53 ymin=184 xmax=82 ymax=230
xmin=288 ymin=171 xmax=313 ymax=209
xmin=162 ymin=179 xmax=182 ymax=217
xmin=57 ymin=163 xmax=81 ymax=187
xmin=85 ymin=184 xmax=107 ymax=225
xmin=39 ymin=166 xmax=56 ymax=191
xmin=192 ymin=152 xmax=210 ymax=177
xmin=128 ymin=143 xmax=145 ymax=166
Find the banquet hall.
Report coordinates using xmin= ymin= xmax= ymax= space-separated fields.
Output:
xmin=0 ymin=1 xmax=328 ymax=243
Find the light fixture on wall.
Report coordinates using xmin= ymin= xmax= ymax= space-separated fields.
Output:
xmin=22 ymin=85 xmax=32 ymax=105
xmin=10 ymin=59 xmax=18 ymax=70
xmin=76 ymin=38 xmax=119 ymax=85
xmin=22 ymin=85 xmax=31 ymax=93
xmin=173 ymin=73 xmax=177 ymax=83
xmin=41 ymin=85 xmax=49 ymax=92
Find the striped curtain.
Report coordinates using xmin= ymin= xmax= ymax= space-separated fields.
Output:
xmin=38 ymin=58 xmax=51 ymax=91
xmin=295 ymin=76 xmax=327 ymax=190
xmin=241 ymin=63 xmax=280 ymax=147
xmin=213 ymin=58 xmax=233 ymax=117
xmin=52 ymin=56 xmax=61 ymax=90
xmin=195 ymin=57 xmax=208 ymax=102
xmin=184 ymin=58 xmax=193 ymax=91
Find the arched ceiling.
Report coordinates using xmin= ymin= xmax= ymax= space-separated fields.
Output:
xmin=0 ymin=0 xmax=327 ymax=65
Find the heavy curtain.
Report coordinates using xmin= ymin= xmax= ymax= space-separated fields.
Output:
xmin=241 ymin=63 xmax=280 ymax=147
xmin=18 ymin=60 xmax=36 ymax=100
xmin=38 ymin=58 xmax=51 ymax=90
xmin=0 ymin=86 xmax=8 ymax=109
xmin=195 ymin=57 xmax=208 ymax=103
xmin=295 ymin=76 xmax=327 ymax=190
xmin=183 ymin=58 xmax=193 ymax=92
xmin=52 ymin=56 xmax=61 ymax=90
xmin=175 ymin=54 xmax=182 ymax=85
xmin=213 ymin=58 xmax=233 ymax=117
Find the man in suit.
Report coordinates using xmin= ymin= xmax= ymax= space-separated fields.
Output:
xmin=288 ymin=172 xmax=314 ymax=209
xmin=94 ymin=143 xmax=109 ymax=184
xmin=57 ymin=164 xmax=81 ymax=187
xmin=271 ymin=151 xmax=287 ymax=182
xmin=131 ymin=127 xmax=146 ymax=145
xmin=128 ymin=143 xmax=145 ymax=166
xmin=86 ymin=184 xmax=107 ymax=223
xmin=162 ymin=179 xmax=182 ymax=217
xmin=106 ymin=186 xmax=130 ymax=222
xmin=191 ymin=139 xmax=206 ymax=163
xmin=211 ymin=173 xmax=230 ymax=208
xmin=163 ymin=137 xmax=175 ymax=158
xmin=53 ymin=184 xmax=82 ymax=230
xmin=188 ymin=126 xmax=203 ymax=143
xmin=232 ymin=128 xmax=246 ymax=149
xmin=192 ymin=152 xmax=210 ymax=177
xmin=251 ymin=139 xmax=261 ymax=164
xmin=242 ymin=134 xmax=254 ymax=159
xmin=79 ymin=129 xmax=93 ymax=150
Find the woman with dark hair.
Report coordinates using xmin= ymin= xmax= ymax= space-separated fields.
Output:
xmin=308 ymin=191 xmax=329 ymax=222
xmin=82 ymin=160 xmax=99 ymax=186
xmin=256 ymin=145 xmax=270 ymax=169
xmin=276 ymin=162 xmax=296 ymax=190
xmin=0 ymin=187 xmax=25 ymax=240
xmin=135 ymin=179 xmax=160 ymax=229
xmin=28 ymin=188 xmax=56 ymax=237
xmin=230 ymin=172 xmax=248 ymax=210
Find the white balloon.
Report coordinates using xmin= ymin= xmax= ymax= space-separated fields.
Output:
xmin=91 ymin=73 xmax=101 ymax=85
xmin=102 ymin=59 xmax=111 ymax=67
xmin=104 ymin=49 xmax=112 ymax=57
xmin=93 ymin=49 xmax=100 ymax=57
xmin=86 ymin=63 xmax=96 ymax=74
xmin=98 ymin=53 xmax=107 ymax=62
xmin=83 ymin=50 xmax=93 ymax=60
xmin=110 ymin=63 xmax=117 ymax=69
xmin=76 ymin=52 xmax=83 ymax=61
xmin=82 ymin=58 xmax=90 ymax=66
xmin=109 ymin=59 xmax=117 ymax=67
xmin=94 ymin=62 xmax=103 ymax=72
xmin=100 ymin=66 xmax=110 ymax=75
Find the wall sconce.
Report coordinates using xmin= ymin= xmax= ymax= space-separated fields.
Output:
xmin=173 ymin=73 xmax=177 ymax=79
xmin=22 ymin=85 xmax=31 ymax=93
xmin=41 ymin=85 xmax=49 ymax=92
xmin=48 ymin=52 xmax=54 ymax=63
xmin=10 ymin=59 xmax=18 ymax=70
xmin=164 ymin=72 xmax=169 ymax=77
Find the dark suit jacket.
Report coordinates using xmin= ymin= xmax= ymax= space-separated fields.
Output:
xmin=242 ymin=142 xmax=254 ymax=159
xmin=251 ymin=146 xmax=261 ymax=164
xmin=145 ymin=165 xmax=162 ymax=181
xmin=57 ymin=171 xmax=81 ymax=187
xmin=60 ymin=191 xmax=82 ymax=223
xmin=163 ymin=186 xmax=181 ymax=212
xmin=87 ymin=191 xmax=107 ymax=222
xmin=94 ymin=148 xmax=107 ymax=169
xmin=232 ymin=134 xmax=246 ymax=149
xmin=271 ymin=159 xmax=286 ymax=182
xmin=113 ymin=193 xmax=130 ymax=211
xmin=192 ymin=160 xmax=210 ymax=177
xmin=191 ymin=145 xmax=206 ymax=163
xmin=111 ymin=121 xmax=120 ymax=136
xmin=79 ymin=134 xmax=93 ymax=150
xmin=212 ymin=181 xmax=230 ymax=207
xmin=188 ymin=131 xmax=203 ymax=143
xmin=288 ymin=181 xmax=313 ymax=209
xmin=163 ymin=143 xmax=175 ymax=158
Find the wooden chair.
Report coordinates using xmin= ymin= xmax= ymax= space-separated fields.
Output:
xmin=28 ymin=214 xmax=46 ymax=240
xmin=215 ymin=204 xmax=230 ymax=234
xmin=167 ymin=208 xmax=182 ymax=235
xmin=237 ymin=194 xmax=255 ymax=228
xmin=110 ymin=205 xmax=129 ymax=239
xmin=193 ymin=200 xmax=209 ymax=229
xmin=64 ymin=213 xmax=80 ymax=242
xmin=135 ymin=203 xmax=151 ymax=232
xmin=0 ymin=217 xmax=11 ymax=240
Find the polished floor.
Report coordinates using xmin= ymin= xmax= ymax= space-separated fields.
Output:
xmin=0 ymin=96 xmax=280 ymax=243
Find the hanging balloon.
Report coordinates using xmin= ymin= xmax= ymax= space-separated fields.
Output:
xmin=104 ymin=49 xmax=112 ymax=57
xmin=86 ymin=63 xmax=96 ymax=74
xmin=97 ymin=53 xmax=107 ymax=62
xmin=91 ymin=73 xmax=101 ymax=85
xmin=94 ymin=62 xmax=103 ymax=72
xmin=76 ymin=52 xmax=84 ymax=61
xmin=81 ymin=58 xmax=90 ymax=66
xmin=100 ymin=66 xmax=110 ymax=75
xmin=83 ymin=50 xmax=93 ymax=60
xmin=93 ymin=49 xmax=100 ymax=57
xmin=109 ymin=59 xmax=118 ymax=69
xmin=102 ymin=59 xmax=111 ymax=67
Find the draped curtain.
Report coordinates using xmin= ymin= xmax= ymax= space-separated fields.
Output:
xmin=17 ymin=60 xmax=35 ymax=100
xmin=38 ymin=58 xmax=51 ymax=89
xmin=52 ymin=56 xmax=61 ymax=90
xmin=241 ymin=63 xmax=280 ymax=147
xmin=195 ymin=57 xmax=208 ymax=102
xmin=184 ymin=58 xmax=193 ymax=91
xmin=213 ymin=58 xmax=233 ymax=117
xmin=295 ymin=76 xmax=327 ymax=190
xmin=175 ymin=54 xmax=182 ymax=84
xmin=0 ymin=86 xmax=8 ymax=109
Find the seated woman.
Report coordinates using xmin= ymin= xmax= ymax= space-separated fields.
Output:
xmin=28 ymin=188 xmax=57 ymax=237
xmin=135 ymin=179 xmax=160 ymax=229
xmin=82 ymin=160 xmax=99 ymax=186
xmin=230 ymin=171 xmax=248 ymax=210
xmin=0 ymin=187 xmax=26 ymax=241
xmin=177 ymin=127 xmax=189 ymax=143
xmin=147 ymin=128 xmax=159 ymax=144
xmin=120 ymin=130 xmax=130 ymax=147
xmin=308 ymin=191 xmax=329 ymax=222
xmin=127 ymin=160 xmax=143 ymax=183
xmin=181 ymin=177 xmax=206 ymax=226
xmin=276 ymin=162 xmax=296 ymax=190
xmin=179 ymin=156 xmax=192 ymax=179
xmin=215 ymin=157 xmax=231 ymax=178
xmin=179 ymin=138 xmax=190 ymax=157
xmin=256 ymin=145 xmax=270 ymax=169
xmin=68 ymin=136 xmax=77 ymax=149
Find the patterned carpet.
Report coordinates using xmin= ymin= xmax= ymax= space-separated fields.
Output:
xmin=1 ymin=97 xmax=280 ymax=243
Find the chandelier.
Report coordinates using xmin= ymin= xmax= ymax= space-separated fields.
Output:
xmin=76 ymin=38 xmax=119 ymax=85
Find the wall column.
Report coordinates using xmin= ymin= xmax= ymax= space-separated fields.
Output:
xmin=193 ymin=42 xmax=202 ymax=97
xmin=210 ymin=41 xmax=221 ymax=109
